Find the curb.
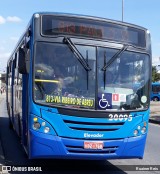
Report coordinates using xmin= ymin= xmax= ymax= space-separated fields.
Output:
xmin=149 ymin=118 xmax=160 ymax=125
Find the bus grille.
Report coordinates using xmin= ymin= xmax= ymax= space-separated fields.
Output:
xmin=61 ymin=138 xmax=120 ymax=154
xmin=62 ymin=116 xmax=125 ymax=132
xmin=65 ymin=145 xmax=118 ymax=154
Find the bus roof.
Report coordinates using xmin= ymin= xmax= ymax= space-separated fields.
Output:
xmin=7 ymin=12 xmax=150 ymax=65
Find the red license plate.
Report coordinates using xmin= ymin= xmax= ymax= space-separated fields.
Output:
xmin=84 ymin=141 xmax=104 ymax=149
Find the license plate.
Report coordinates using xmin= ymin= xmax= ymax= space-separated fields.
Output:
xmin=84 ymin=141 xmax=104 ymax=149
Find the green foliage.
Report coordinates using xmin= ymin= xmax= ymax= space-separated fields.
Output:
xmin=152 ymin=66 xmax=160 ymax=82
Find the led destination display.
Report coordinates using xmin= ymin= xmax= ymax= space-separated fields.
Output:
xmin=42 ymin=15 xmax=146 ymax=47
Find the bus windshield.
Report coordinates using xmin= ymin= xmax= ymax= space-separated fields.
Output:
xmin=34 ymin=42 xmax=150 ymax=110
xmin=97 ymin=47 xmax=150 ymax=110
xmin=34 ymin=42 xmax=96 ymax=108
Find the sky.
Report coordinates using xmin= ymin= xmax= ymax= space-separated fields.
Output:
xmin=0 ymin=0 xmax=160 ymax=72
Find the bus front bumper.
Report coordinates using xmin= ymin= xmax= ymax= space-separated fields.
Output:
xmin=29 ymin=130 xmax=147 ymax=160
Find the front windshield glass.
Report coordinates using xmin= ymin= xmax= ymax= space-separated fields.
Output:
xmin=97 ymin=47 xmax=150 ymax=110
xmin=34 ymin=42 xmax=96 ymax=109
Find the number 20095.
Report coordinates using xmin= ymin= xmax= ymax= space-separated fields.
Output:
xmin=108 ymin=114 xmax=132 ymax=122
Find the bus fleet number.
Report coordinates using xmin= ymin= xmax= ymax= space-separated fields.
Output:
xmin=109 ymin=114 xmax=132 ymax=122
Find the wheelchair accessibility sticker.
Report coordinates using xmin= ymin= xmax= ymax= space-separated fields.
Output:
xmin=98 ymin=93 xmax=112 ymax=110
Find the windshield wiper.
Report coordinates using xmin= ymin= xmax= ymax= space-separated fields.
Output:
xmin=101 ymin=44 xmax=129 ymax=71
xmin=63 ymin=37 xmax=91 ymax=71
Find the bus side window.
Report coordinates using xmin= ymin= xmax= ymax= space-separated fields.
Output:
xmin=15 ymin=53 xmax=20 ymax=85
xmin=16 ymin=52 xmax=22 ymax=86
xmin=9 ymin=61 xmax=12 ymax=86
xmin=152 ymin=85 xmax=160 ymax=94
xmin=13 ymin=54 xmax=17 ymax=85
xmin=18 ymin=41 xmax=30 ymax=74
xmin=25 ymin=43 xmax=30 ymax=73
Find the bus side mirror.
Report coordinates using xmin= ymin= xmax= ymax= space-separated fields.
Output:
xmin=18 ymin=48 xmax=28 ymax=74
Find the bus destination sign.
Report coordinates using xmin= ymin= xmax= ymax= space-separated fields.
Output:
xmin=42 ymin=15 xmax=146 ymax=47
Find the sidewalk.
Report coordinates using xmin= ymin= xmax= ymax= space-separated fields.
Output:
xmin=0 ymin=93 xmax=5 ymax=166
xmin=149 ymin=101 xmax=160 ymax=124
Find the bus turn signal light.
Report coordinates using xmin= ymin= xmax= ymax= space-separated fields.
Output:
xmin=33 ymin=122 xmax=41 ymax=130
xmin=33 ymin=117 xmax=38 ymax=122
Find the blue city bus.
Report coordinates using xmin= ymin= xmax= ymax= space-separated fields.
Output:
xmin=151 ymin=82 xmax=160 ymax=101
xmin=6 ymin=12 xmax=152 ymax=159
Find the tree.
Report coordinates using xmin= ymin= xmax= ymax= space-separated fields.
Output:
xmin=152 ymin=66 xmax=160 ymax=82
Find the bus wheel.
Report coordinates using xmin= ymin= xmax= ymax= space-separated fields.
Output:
xmin=153 ymin=97 xmax=159 ymax=101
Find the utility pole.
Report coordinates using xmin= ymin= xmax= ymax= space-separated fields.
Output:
xmin=122 ymin=0 xmax=124 ymax=22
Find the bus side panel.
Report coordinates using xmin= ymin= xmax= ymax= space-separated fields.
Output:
xmin=6 ymin=71 xmax=10 ymax=116
xmin=6 ymin=70 xmax=8 ymax=109
xmin=12 ymin=60 xmax=20 ymax=136
xmin=11 ymin=61 xmax=15 ymax=125
xmin=7 ymin=62 xmax=13 ymax=123
xmin=20 ymin=74 xmax=29 ymax=147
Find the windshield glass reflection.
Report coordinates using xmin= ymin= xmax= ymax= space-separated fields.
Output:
xmin=97 ymin=48 xmax=150 ymax=110
xmin=34 ymin=42 xmax=96 ymax=109
xmin=34 ymin=42 xmax=150 ymax=111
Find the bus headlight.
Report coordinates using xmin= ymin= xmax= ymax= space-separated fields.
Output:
xmin=44 ymin=127 xmax=50 ymax=133
xmin=31 ymin=114 xmax=57 ymax=135
xmin=42 ymin=122 xmax=46 ymax=126
xmin=137 ymin=125 xmax=141 ymax=130
xmin=33 ymin=122 xmax=41 ymax=130
xmin=141 ymin=126 xmax=147 ymax=134
xmin=133 ymin=129 xmax=138 ymax=136
xmin=130 ymin=121 xmax=148 ymax=137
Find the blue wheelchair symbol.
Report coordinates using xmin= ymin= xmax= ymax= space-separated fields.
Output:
xmin=98 ymin=93 xmax=112 ymax=109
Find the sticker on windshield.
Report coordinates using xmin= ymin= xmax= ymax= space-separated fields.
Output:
xmin=141 ymin=96 xmax=147 ymax=103
xmin=98 ymin=93 xmax=112 ymax=110
xmin=119 ymin=94 xmax=126 ymax=102
xmin=112 ymin=93 xmax=126 ymax=103
xmin=112 ymin=94 xmax=119 ymax=102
